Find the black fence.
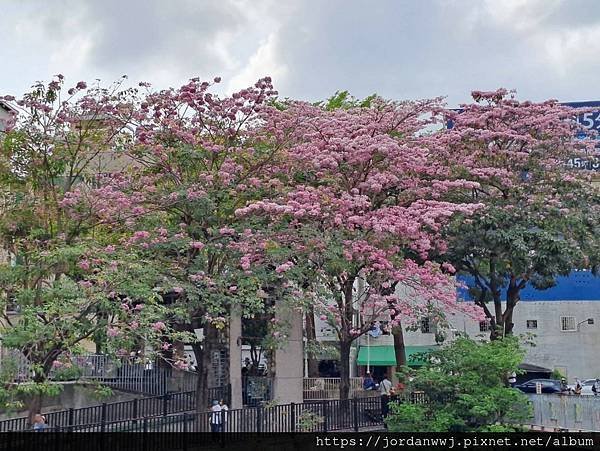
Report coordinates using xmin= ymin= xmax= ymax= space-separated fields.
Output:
xmin=3 ymin=393 xmax=433 ymax=434
xmin=38 ymin=397 xmax=386 ymax=433
xmin=0 ymin=386 xmax=231 ymax=432
xmin=0 ymin=386 xmax=428 ymax=433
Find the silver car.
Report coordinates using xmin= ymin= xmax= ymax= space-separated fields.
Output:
xmin=567 ymin=379 xmax=599 ymax=395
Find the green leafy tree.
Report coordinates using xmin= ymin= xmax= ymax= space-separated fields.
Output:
xmin=386 ymin=336 xmax=531 ymax=432
xmin=438 ymin=90 xmax=600 ymax=338
xmin=0 ymin=77 xmax=186 ymax=421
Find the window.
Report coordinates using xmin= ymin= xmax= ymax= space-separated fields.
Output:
xmin=420 ymin=317 xmax=432 ymax=334
xmin=526 ymin=320 xmax=538 ymax=329
xmin=479 ymin=320 xmax=491 ymax=332
xmin=211 ymin=349 xmax=228 ymax=387
xmin=560 ymin=316 xmax=576 ymax=332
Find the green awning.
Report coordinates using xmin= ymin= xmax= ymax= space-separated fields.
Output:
xmin=405 ymin=346 xmax=438 ymax=367
xmin=356 ymin=346 xmax=397 ymax=366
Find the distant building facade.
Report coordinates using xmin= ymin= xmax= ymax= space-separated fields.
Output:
xmin=312 ymin=271 xmax=600 ymax=384
xmin=406 ymin=270 xmax=600 ymax=381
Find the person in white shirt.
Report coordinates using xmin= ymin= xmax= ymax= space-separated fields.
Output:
xmin=219 ymin=399 xmax=229 ymax=431
xmin=210 ymin=400 xmax=222 ymax=432
xmin=380 ymin=375 xmax=393 ymax=427
xmin=379 ymin=375 xmax=392 ymax=396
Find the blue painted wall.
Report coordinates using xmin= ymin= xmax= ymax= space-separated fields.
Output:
xmin=458 ymin=271 xmax=600 ymax=301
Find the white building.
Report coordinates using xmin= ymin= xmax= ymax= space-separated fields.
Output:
xmin=313 ymin=270 xmax=600 ymax=384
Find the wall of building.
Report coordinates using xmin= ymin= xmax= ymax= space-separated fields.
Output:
xmin=403 ymin=300 xmax=600 ymax=382
xmin=313 ymin=271 xmax=600 ymax=383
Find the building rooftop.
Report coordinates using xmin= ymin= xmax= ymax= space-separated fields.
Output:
xmin=458 ymin=270 xmax=600 ymax=302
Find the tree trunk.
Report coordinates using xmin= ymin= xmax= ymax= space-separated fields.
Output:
xmin=27 ymin=392 xmax=43 ymax=425
xmin=504 ymin=307 xmax=515 ymax=336
xmin=249 ymin=342 xmax=260 ymax=375
xmin=504 ymin=280 xmax=520 ymax=336
xmin=193 ymin=323 xmax=219 ymax=416
xmin=305 ymin=310 xmax=319 ymax=377
xmin=27 ymin=350 xmax=63 ymax=424
xmin=489 ymin=293 xmax=504 ymax=341
xmin=392 ymin=323 xmax=406 ymax=372
xmin=93 ymin=312 xmax=107 ymax=354
xmin=338 ymin=340 xmax=351 ymax=400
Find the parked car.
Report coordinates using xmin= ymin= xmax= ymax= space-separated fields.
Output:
xmin=567 ymin=379 xmax=598 ymax=395
xmin=515 ymin=379 xmax=563 ymax=394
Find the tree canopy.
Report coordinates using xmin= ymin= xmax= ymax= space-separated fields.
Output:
xmin=386 ymin=336 xmax=530 ymax=432
xmin=436 ymin=89 xmax=600 ymax=338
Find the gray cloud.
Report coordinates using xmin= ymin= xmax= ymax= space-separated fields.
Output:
xmin=2 ymin=0 xmax=600 ymax=106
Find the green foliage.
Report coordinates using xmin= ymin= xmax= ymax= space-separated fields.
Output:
xmin=0 ymin=384 xmax=24 ymax=412
xmin=89 ymin=383 xmax=113 ymax=401
xmin=0 ymin=79 xmax=190 ymax=410
xmin=389 ymin=403 xmax=457 ymax=432
xmin=315 ymin=90 xmax=378 ymax=111
xmin=261 ymin=399 xmax=279 ymax=408
xmin=296 ymin=409 xmax=324 ymax=431
xmin=52 ymin=365 xmax=83 ymax=382
xmin=305 ymin=341 xmax=339 ymax=361
xmin=439 ymin=96 xmax=600 ymax=337
xmin=386 ymin=337 xmax=531 ymax=432
xmin=14 ymin=381 xmax=62 ymax=399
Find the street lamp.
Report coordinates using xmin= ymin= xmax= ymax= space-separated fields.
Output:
xmin=577 ymin=318 xmax=594 ymax=330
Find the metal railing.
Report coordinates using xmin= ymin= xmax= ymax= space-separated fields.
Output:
xmin=0 ymin=390 xmax=430 ymax=432
xmin=303 ymin=377 xmax=371 ymax=400
xmin=526 ymin=393 xmax=600 ymax=431
xmin=38 ymin=397 xmax=386 ymax=433
xmin=0 ymin=391 xmax=187 ymax=432
xmin=0 ymin=352 xmax=173 ymax=396
xmin=0 ymin=385 xmax=233 ymax=432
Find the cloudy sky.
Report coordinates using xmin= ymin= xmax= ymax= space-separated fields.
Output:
xmin=2 ymin=0 xmax=600 ymax=107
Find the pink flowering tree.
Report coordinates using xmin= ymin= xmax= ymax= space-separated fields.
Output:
xmin=437 ymin=89 xmax=600 ymax=339
xmin=100 ymin=76 xmax=304 ymax=411
xmin=0 ymin=77 xmax=187 ymax=420
xmin=237 ymin=93 xmax=483 ymax=399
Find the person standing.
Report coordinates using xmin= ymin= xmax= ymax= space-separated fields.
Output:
xmin=210 ymin=400 xmax=222 ymax=433
xmin=574 ymin=378 xmax=583 ymax=395
xmin=379 ymin=374 xmax=392 ymax=427
xmin=219 ymin=399 xmax=229 ymax=431
xmin=32 ymin=414 xmax=47 ymax=431
xmin=592 ymin=379 xmax=600 ymax=396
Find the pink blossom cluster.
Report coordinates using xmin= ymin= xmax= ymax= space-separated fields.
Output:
xmin=275 ymin=261 xmax=294 ymax=273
